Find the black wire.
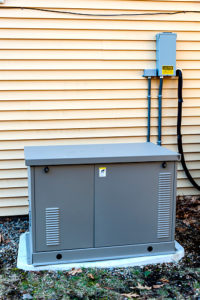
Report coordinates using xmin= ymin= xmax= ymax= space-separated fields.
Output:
xmin=0 ymin=6 xmax=200 ymax=17
xmin=176 ymin=69 xmax=200 ymax=191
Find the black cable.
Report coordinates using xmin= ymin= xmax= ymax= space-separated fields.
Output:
xmin=0 ymin=6 xmax=200 ymax=17
xmin=176 ymin=69 xmax=200 ymax=191
xmin=157 ymin=77 xmax=163 ymax=146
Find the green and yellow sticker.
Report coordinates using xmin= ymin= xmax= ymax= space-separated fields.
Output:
xmin=162 ymin=66 xmax=174 ymax=75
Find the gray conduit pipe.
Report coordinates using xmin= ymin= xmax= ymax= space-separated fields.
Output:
xmin=147 ymin=77 xmax=151 ymax=142
xmin=157 ymin=77 xmax=163 ymax=146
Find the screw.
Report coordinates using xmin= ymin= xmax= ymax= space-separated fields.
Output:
xmin=44 ymin=166 xmax=49 ymax=173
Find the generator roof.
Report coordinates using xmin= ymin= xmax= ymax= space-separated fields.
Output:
xmin=24 ymin=142 xmax=180 ymax=166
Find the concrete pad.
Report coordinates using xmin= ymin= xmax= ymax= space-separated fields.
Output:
xmin=17 ymin=232 xmax=184 ymax=271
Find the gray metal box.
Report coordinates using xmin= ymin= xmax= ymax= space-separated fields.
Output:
xmin=24 ymin=142 xmax=180 ymax=266
xmin=156 ymin=32 xmax=177 ymax=76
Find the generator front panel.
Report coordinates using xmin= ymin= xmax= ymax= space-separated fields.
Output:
xmin=29 ymin=160 xmax=176 ymax=265
xmin=34 ymin=165 xmax=94 ymax=252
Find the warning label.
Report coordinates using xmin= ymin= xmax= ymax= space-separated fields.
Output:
xmin=162 ymin=66 xmax=174 ymax=75
xmin=99 ymin=167 xmax=106 ymax=177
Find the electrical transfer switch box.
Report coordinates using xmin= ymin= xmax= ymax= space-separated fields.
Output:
xmin=24 ymin=142 xmax=180 ymax=266
xmin=156 ymin=32 xmax=177 ymax=77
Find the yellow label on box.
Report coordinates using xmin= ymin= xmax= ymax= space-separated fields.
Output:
xmin=162 ymin=66 xmax=174 ymax=75
xmin=99 ymin=167 xmax=106 ymax=177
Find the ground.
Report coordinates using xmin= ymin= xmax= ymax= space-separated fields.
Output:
xmin=0 ymin=196 xmax=199 ymax=299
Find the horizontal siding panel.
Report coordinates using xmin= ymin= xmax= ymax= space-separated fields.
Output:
xmin=2 ymin=18 xmax=200 ymax=31
xmin=0 ymin=179 xmax=27 ymax=188
xmin=0 ymin=49 xmax=200 ymax=60
xmin=0 ymin=107 xmax=200 ymax=121
xmin=0 ymin=160 xmax=26 ymax=169
xmin=2 ymin=116 xmax=200 ymax=131
xmin=177 ymin=188 xmax=200 ymax=196
xmin=0 ymin=49 xmax=156 ymax=60
xmin=1 ymin=79 xmax=200 ymax=90
xmin=0 ymin=127 xmax=199 ymax=141
xmin=0 ymin=126 xmax=182 ymax=139
xmin=0 ymin=60 xmax=157 ymax=70
xmin=0 ymin=138 xmax=147 ymax=151
xmin=2 ymin=70 xmax=200 ymax=81
xmin=1 ymin=30 xmax=200 ymax=42
xmin=0 ymin=119 xmax=169 ymax=131
xmin=178 ymin=178 xmax=200 ymax=188
xmin=168 ymin=143 xmax=200 ymax=153
xmin=178 ymin=170 xmax=200 ymax=179
xmin=0 ymin=89 xmax=200 ymax=101
xmin=1 ymin=39 xmax=200 ymax=51
xmin=0 ymin=206 xmax=28 ymax=216
xmin=184 ymin=153 xmax=200 ymax=161
xmin=0 ymin=169 xmax=27 ymax=179
xmin=177 ymin=161 xmax=200 ymax=171
xmin=0 ymin=197 xmax=28 ymax=207
xmin=0 ymin=187 xmax=28 ymax=198
xmin=1 ymin=60 xmax=200 ymax=71
xmin=0 ymin=127 xmax=184 ymax=140
xmin=0 ymin=98 xmax=192 ymax=110
xmin=1 ymin=70 xmax=147 ymax=80
xmin=0 ymin=150 xmax=24 ymax=159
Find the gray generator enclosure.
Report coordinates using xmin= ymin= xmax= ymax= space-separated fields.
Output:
xmin=24 ymin=143 xmax=180 ymax=266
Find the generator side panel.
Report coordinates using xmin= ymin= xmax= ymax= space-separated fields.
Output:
xmin=27 ymin=166 xmax=35 ymax=264
xmin=33 ymin=165 xmax=94 ymax=253
xmin=171 ymin=162 xmax=177 ymax=240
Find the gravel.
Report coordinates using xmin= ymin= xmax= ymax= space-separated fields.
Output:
xmin=0 ymin=216 xmax=28 ymax=269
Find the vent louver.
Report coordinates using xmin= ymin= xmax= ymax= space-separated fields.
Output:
xmin=157 ymin=173 xmax=172 ymax=239
xmin=45 ymin=208 xmax=60 ymax=246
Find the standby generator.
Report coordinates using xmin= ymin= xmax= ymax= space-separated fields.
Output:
xmin=24 ymin=142 xmax=180 ymax=266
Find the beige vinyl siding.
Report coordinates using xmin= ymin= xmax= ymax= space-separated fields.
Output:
xmin=0 ymin=0 xmax=200 ymax=216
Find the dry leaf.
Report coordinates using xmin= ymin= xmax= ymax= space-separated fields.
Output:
xmin=153 ymin=284 xmax=164 ymax=289
xmin=121 ymin=293 xmax=139 ymax=298
xmin=68 ymin=268 xmax=82 ymax=276
xmin=176 ymin=227 xmax=186 ymax=233
xmin=160 ymin=278 xmax=169 ymax=283
xmin=191 ymin=196 xmax=199 ymax=203
xmin=136 ymin=283 xmax=151 ymax=290
xmin=183 ymin=220 xmax=190 ymax=226
xmin=87 ymin=273 xmax=94 ymax=280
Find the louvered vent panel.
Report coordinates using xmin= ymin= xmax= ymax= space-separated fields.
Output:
xmin=45 ymin=207 xmax=60 ymax=246
xmin=157 ymin=173 xmax=172 ymax=239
